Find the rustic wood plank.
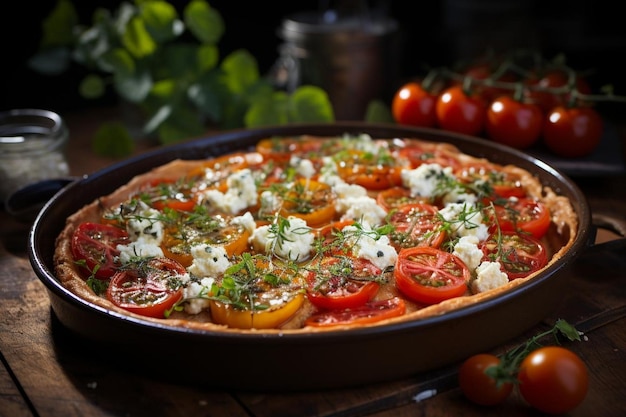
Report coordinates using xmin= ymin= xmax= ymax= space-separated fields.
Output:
xmin=0 ymin=246 xmax=249 ymax=417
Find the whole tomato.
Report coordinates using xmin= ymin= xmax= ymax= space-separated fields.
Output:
xmin=458 ymin=354 xmax=514 ymax=406
xmin=485 ymin=95 xmax=543 ymax=149
xmin=392 ymin=82 xmax=439 ymax=128
xmin=525 ymin=69 xmax=591 ymax=113
xmin=542 ymin=105 xmax=603 ymax=158
xmin=436 ymin=85 xmax=486 ymax=136
xmin=518 ymin=346 xmax=588 ymax=414
xmin=460 ymin=63 xmax=518 ymax=102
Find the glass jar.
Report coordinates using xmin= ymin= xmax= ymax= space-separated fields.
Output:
xmin=0 ymin=109 xmax=70 ymax=205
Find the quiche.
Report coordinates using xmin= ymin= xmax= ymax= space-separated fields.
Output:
xmin=53 ymin=134 xmax=578 ymax=333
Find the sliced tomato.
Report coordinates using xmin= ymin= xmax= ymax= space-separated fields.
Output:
xmin=106 ymin=257 xmax=185 ymax=318
xmin=376 ymin=187 xmax=429 ymax=211
xmin=279 ymin=178 xmax=336 ymax=228
xmin=71 ymin=222 xmax=130 ymax=279
xmin=210 ymin=293 xmax=305 ymax=329
xmin=256 ymin=137 xmax=322 ymax=163
xmin=160 ymin=212 xmax=251 ymax=267
xmin=396 ymin=141 xmax=462 ymax=171
xmin=387 ymin=203 xmax=446 ymax=250
xmin=455 ymin=163 xmax=527 ymax=199
xmin=306 ymin=256 xmax=381 ymax=310
xmin=334 ymin=149 xmax=410 ymax=190
xmin=480 ymin=231 xmax=548 ymax=279
xmin=209 ymin=254 xmax=305 ymax=329
xmin=304 ymin=297 xmax=406 ymax=327
xmin=488 ymin=197 xmax=551 ymax=239
xmin=144 ymin=179 xmax=197 ymax=212
xmin=316 ymin=219 xmax=356 ymax=256
xmin=394 ymin=247 xmax=470 ymax=304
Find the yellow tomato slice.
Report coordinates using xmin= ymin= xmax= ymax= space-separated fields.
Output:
xmin=279 ymin=178 xmax=336 ymax=228
xmin=209 ymin=293 xmax=305 ymax=329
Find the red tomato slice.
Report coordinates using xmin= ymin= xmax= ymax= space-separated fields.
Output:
xmin=387 ymin=203 xmax=446 ymax=250
xmin=480 ymin=231 xmax=548 ymax=279
xmin=71 ymin=222 xmax=130 ymax=279
xmin=306 ymin=256 xmax=381 ymax=310
xmin=304 ymin=297 xmax=406 ymax=327
xmin=394 ymin=247 xmax=470 ymax=304
xmin=488 ymin=198 xmax=551 ymax=239
xmin=455 ymin=163 xmax=526 ymax=199
xmin=106 ymin=257 xmax=185 ymax=318
xmin=142 ymin=178 xmax=197 ymax=212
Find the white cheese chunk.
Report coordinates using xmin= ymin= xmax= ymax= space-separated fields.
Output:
xmin=201 ymin=168 xmax=257 ymax=214
xmin=188 ymin=244 xmax=231 ymax=278
xmin=438 ymin=202 xmax=489 ymax=241
xmin=116 ymin=239 xmax=164 ymax=264
xmin=401 ymin=163 xmax=455 ymax=199
xmin=250 ymin=216 xmax=314 ymax=261
xmin=452 ymin=235 xmax=484 ymax=271
xmin=182 ymin=277 xmax=214 ymax=314
xmin=343 ymin=223 xmax=398 ymax=270
xmin=471 ymin=261 xmax=509 ymax=293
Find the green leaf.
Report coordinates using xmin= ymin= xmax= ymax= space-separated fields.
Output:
xmin=221 ymin=49 xmax=259 ymax=94
xmin=92 ymin=122 xmax=135 ymax=158
xmin=122 ymin=16 xmax=157 ymax=58
xmin=100 ymin=47 xmax=135 ymax=76
xmin=288 ymin=85 xmax=335 ymax=123
xmin=113 ymin=67 xmax=152 ymax=102
xmin=184 ymin=0 xmax=224 ymax=44
xmin=364 ymin=99 xmax=395 ymax=123
xmin=555 ymin=318 xmax=582 ymax=342
xmin=40 ymin=0 xmax=78 ymax=48
xmin=245 ymin=92 xmax=290 ymax=127
xmin=197 ymin=44 xmax=219 ymax=72
xmin=156 ymin=105 xmax=206 ymax=144
xmin=188 ymin=70 xmax=227 ymax=122
xmin=158 ymin=43 xmax=198 ymax=80
xmin=140 ymin=0 xmax=181 ymax=43
xmin=79 ymin=74 xmax=106 ymax=99
xmin=27 ymin=46 xmax=72 ymax=75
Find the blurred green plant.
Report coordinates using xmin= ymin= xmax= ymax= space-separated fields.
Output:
xmin=29 ymin=0 xmax=335 ymax=156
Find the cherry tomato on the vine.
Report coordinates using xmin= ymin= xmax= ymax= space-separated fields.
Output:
xmin=458 ymin=354 xmax=514 ymax=406
xmin=392 ymin=82 xmax=439 ymax=128
xmin=542 ymin=105 xmax=603 ymax=158
xmin=525 ymin=69 xmax=591 ymax=113
xmin=436 ymin=85 xmax=486 ymax=136
xmin=518 ymin=346 xmax=588 ymax=414
xmin=485 ymin=96 xmax=543 ymax=149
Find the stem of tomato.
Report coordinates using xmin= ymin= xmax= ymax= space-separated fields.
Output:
xmin=486 ymin=319 xmax=582 ymax=385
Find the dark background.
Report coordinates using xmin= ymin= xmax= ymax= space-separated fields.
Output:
xmin=3 ymin=0 xmax=625 ymax=116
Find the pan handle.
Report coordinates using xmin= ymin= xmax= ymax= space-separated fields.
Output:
xmin=591 ymin=206 xmax=626 ymax=239
xmin=5 ymin=177 xmax=79 ymax=223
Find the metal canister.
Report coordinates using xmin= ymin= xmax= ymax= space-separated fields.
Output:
xmin=272 ymin=10 xmax=400 ymax=120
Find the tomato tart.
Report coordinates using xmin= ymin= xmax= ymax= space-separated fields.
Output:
xmin=53 ymin=134 xmax=578 ymax=333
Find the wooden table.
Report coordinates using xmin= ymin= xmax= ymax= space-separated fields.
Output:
xmin=2 ymin=108 xmax=625 ymax=417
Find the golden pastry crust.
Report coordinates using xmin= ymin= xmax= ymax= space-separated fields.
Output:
xmin=53 ymin=136 xmax=578 ymax=334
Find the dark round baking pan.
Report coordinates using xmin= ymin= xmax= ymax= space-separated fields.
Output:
xmin=28 ymin=122 xmax=593 ymax=391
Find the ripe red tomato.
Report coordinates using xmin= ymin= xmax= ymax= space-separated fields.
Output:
xmin=458 ymin=354 xmax=514 ymax=406
xmin=392 ymin=81 xmax=439 ymax=128
xmin=542 ymin=106 xmax=603 ymax=158
xmin=394 ymin=246 xmax=470 ymax=304
xmin=387 ymin=203 xmax=446 ymax=250
xmin=460 ymin=63 xmax=518 ymax=102
xmin=436 ymin=85 xmax=486 ymax=136
xmin=525 ymin=69 xmax=591 ymax=113
xmin=488 ymin=197 xmax=551 ymax=239
xmin=106 ymin=257 xmax=185 ymax=318
xmin=485 ymin=96 xmax=543 ymax=149
xmin=306 ymin=256 xmax=381 ymax=310
xmin=71 ymin=222 xmax=130 ymax=279
xmin=304 ymin=297 xmax=406 ymax=327
xmin=518 ymin=346 xmax=588 ymax=414
xmin=480 ymin=231 xmax=548 ymax=279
